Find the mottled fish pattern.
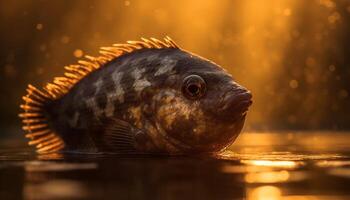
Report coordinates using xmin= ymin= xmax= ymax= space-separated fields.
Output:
xmin=19 ymin=37 xmax=252 ymax=154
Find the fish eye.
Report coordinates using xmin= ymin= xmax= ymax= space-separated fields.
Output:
xmin=182 ymin=75 xmax=206 ymax=100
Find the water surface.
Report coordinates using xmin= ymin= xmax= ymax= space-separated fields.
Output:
xmin=1 ymin=132 xmax=350 ymax=199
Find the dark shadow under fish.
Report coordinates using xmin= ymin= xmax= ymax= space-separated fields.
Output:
xmin=19 ymin=37 xmax=252 ymax=155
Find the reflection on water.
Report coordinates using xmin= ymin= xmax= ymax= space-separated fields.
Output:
xmin=244 ymin=170 xmax=290 ymax=183
xmin=24 ymin=180 xmax=88 ymax=200
xmin=248 ymin=186 xmax=282 ymax=200
xmin=1 ymin=132 xmax=350 ymax=199
xmin=241 ymin=160 xmax=299 ymax=168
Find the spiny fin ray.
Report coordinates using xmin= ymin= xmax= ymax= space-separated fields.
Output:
xmin=19 ymin=36 xmax=179 ymax=153
xmin=20 ymin=84 xmax=65 ymax=153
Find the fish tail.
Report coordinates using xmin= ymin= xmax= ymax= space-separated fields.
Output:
xmin=19 ymin=84 xmax=65 ymax=154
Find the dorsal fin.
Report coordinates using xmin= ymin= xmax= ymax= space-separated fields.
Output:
xmin=19 ymin=36 xmax=179 ymax=154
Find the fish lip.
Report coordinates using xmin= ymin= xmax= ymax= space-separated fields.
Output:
xmin=235 ymin=99 xmax=253 ymax=113
xmin=218 ymin=90 xmax=252 ymax=121
xmin=222 ymin=90 xmax=252 ymax=108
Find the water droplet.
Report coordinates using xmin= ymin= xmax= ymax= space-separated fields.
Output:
xmin=61 ymin=36 xmax=70 ymax=44
xmin=328 ymin=65 xmax=336 ymax=72
xmin=36 ymin=23 xmax=43 ymax=30
xmin=319 ymin=0 xmax=336 ymax=8
xmin=289 ymin=80 xmax=299 ymax=89
xmin=39 ymin=44 xmax=47 ymax=52
xmin=338 ymin=89 xmax=348 ymax=99
xmin=306 ymin=57 xmax=316 ymax=67
xmin=328 ymin=12 xmax=341 ymax=24
xmin=73 ymin=49 xmax=83 ymax=58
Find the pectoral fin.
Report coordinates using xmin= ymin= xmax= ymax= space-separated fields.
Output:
xmin=94 ymin=118 xmax=146 ymax=153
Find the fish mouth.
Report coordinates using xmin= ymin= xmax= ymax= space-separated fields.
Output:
xmin=220 ymin=89 xmax=252 ymax=121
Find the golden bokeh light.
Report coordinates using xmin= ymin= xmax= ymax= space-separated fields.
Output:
xmin=248 ymin=186 xmax=282 ymax=200
xmin=1 ymin=0 xmax=349 ymax=130
xmin=73 ymin=49 xmax=84 ymax=58
xmin=245 ymin=170 xmax=290 ymax=183
xmin=35 ymin=23 xmax=43 ymax=30
xmin=242 ymin=160 xmax=298 ymax=169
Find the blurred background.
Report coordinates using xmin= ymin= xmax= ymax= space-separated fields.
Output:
xmin=0 ymin=0 xmax=349 ymax=138
xmin=1 ymin=1 xmax=350 ymax=199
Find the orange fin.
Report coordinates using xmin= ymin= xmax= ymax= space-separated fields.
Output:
xmin=19 ymin=84 xmax=65 ymax=153
xmin=19 ymin=36 xmax=179 ymax=153
xmin=35 ymin=36 xmax=179 ymax=101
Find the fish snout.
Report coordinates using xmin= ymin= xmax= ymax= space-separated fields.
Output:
xmin=221 ymin=88 xmax=253 ymax=120
xmin=233 ymin=90 xmax=252 ymax=114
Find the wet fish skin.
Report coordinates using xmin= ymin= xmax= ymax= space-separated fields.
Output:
xmin=19 ymin=38 xmax=252 ymax=154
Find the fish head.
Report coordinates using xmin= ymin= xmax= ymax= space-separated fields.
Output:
xmin=152 ymin=51 xmax=252 ymax=153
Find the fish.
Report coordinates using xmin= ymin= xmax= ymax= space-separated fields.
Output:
xmin=19 ymin=36 xmax=252 ymax=155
